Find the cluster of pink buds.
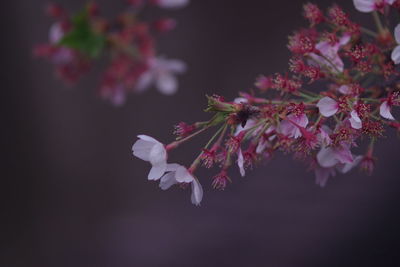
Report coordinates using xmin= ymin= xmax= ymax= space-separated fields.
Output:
xmin=132 ymin=1 xmax=400 ymax=206
xmin=34 ymin=0 xmax=188 ymax=106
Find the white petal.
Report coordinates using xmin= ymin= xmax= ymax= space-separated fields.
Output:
xmin=159 ymin=172 xmax=177 ymax=190
xmin=191 ymin=179 xmax=203 ymax=206
xmin=391 ymin=46 xmax=400 ymax=64
xmin=349 ymin=110 xmax=362 ymax=129
xmin=380 ymin=101 xmax=395 ymax=120
xmin=237 ymin=149 xmax=245 ymax=177
xmin=317 ymin=97 xmax=339 ymax=117
xmin=132 ymin=140 xmax=154 ymax=161
xmin=317 ymin=147 xmax=339 ymax=168
xmin=353 ymin=0 xmax=375 ymax=12
xmin=175 ymin=166 xmax=194 ymax=183
xmin=156 ymin=73 xmax=178 ymax=95
xmin=394 ymin=24 xmax=400 ymax=44
xmin=148 ymin=163 xmax=167 ymax=180
xmin=149 ymin=143 xmax=167 ymax=166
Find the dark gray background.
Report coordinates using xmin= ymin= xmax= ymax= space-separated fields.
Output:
xmin=3 ymin=0 xmax=400 ymax=266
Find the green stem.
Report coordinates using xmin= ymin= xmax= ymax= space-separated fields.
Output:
xmin=372 ymin=11 xmax=384 ymax=34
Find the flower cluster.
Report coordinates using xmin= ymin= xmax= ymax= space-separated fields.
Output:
xmin=133 ymin=1 xmax=400 ymax=205
xmin=34 ymin=0 xmax=188 ymax=106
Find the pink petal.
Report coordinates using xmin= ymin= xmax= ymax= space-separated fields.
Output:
xmin=337 ymin=155 xmax=363 ymax=174
xmin=315 ymin=167 xmax=336 ymax=187
xmin=317 ymin=147 xmax=339 ymax=168
xmin=380 ymin=101 xmax=396 ymax=120
xmin=49 ymin=23 xmax=64 ymax=44
xmin=334 ymin=145 xmax=354 ymax=165
xmin=338 ymin=34 xmax=351 ymax=46
xmin=317 ymin=97 xmax=339 ymax=117
xmin=237 ymin=149 xmax=245 ymax=177
xmin=353 ymin=0 xmax=375 ymax=12
xmin=338 ymin=85 xmax=351 ymax=95
xmin=391 ymin=45 xmax=400 ymax=64
xmin=395 ymin=24 xmax=400 ymax=44
xmin=349 ymin=110 xmax=362 ymax=129
xmin=318 ymin=126 xmax=332 ymax=146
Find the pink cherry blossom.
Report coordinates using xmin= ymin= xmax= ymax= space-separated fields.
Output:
xmin=314 ymin=155 xmax=362 ymax=187
xmin=317 ymin=144 xmax=354 ymax=168
xmin=309 ymin=35 xmax=350 ymax=73
xmin=278 ymin=113 xmax=309 ymax=138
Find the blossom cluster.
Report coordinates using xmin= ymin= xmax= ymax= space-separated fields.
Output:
xmin=133 ymin=0 xmax=400 ymax=205
xmin=34 ymin=0 xmax=188 ymax=106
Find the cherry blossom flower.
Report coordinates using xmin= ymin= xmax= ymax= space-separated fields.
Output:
xmin=309 ymin=34 xmax=350 ymax=73
xmin=314 ymin=155 xmax=362 ymax=187
xmin=317 ymin=144 xmax=354 ymax=168
xmin=278 ymin=113 xmax=309 ymax=138
xmin=35 ymin=2 xmax=188 ymax=104
xmin=135 ymin=57 xmax=187 ymax=95
xmin=132 ymin=135 xmax=167 ymax=180
xmin=159 ymin=164 xmax=203 ymax=206
xmin=353 ymin=0 xmax=395 ymax=13
xmin=391 ymin=24 xmax=400 ymax=64
xmin=128 ymin=2 xmax=400 ymax=204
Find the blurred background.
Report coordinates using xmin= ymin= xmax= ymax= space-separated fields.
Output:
xmin=4 ymin=0 xmax=400 ymax=266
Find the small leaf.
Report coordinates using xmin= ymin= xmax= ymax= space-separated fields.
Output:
xmin=58 ymin=9 xmax=106 ymax=58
